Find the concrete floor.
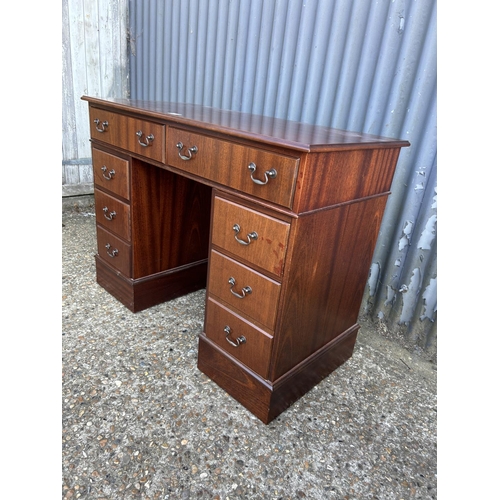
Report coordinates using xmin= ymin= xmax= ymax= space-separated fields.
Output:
xmin=62 ymin=204 xmax=437 ymax=499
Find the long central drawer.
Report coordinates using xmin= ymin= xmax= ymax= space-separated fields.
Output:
xmin=167 ymin=128 xmax=299 ymax=208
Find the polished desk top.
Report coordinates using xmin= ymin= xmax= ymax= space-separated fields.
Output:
xmin=82 ymin=96 xmax=410 ymax=153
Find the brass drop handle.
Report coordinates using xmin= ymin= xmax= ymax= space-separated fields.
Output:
xmin=233 ymin=224 xmax=258 ymax=246
xmin=224 ymin=326 xmax=246 ymax=347
xmin=105 ymin=243 xmax=119 ymax=257
xmin=102 ymin=207 xmax=116 ymax=221
xmin=248 ymin=162 xmax=277 ymax=185
xmin=101 ymin=165 xmax=115 ymax=180
xmin=94 ymin=118 xmax=108 ymax=133
xmin=228 ymin=277 xmax=252 ymax=299
xmin=136 ymin=130 xmax=154 ymax=147
xmin=176 ymin=142 xmax=198 ymax=160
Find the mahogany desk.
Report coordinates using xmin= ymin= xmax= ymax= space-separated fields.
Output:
xmin=82 ymin=96 xmax=409 ymax=423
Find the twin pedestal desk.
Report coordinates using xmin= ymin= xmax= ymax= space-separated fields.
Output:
xmin=82 ymin=96 xmax=409 ymax=424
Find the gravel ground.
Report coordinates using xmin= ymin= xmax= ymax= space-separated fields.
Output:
xmin=62 ymin=207 xmax=437 ymax=500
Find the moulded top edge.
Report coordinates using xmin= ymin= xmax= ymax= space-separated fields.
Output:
xmin=82 ymin=96 xmax=410 ymax=152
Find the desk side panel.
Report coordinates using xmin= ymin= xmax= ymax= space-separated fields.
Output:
xmin=270 ymin=195 xmax=388 ymax=380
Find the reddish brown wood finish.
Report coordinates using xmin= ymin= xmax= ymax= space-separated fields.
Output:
xmin=95 ymin=256 xmax=208 ymax=313
xmin=89 ymin=106 xmax=166 ymax=162
xmin=293 ymin=148 xmax=402 ymax=213
xmin=269 ymin=324 xmax=358 ymax=419
xmin=94 ymin=189 xmax=131 ymax=241
xmin=83 ymin=95 xmax=410 ymax=423
xmin=83 ymin=96 xmax=410 ymax=153
xmin=207 ymin=250 xmax=281 ymax=331
xmin=197 ymin=336 xmax=274 ymax=421
xmin=92 ymin=152 xmax=212 ymax=312
xmin=204 ymin=297 xmax=273 ymax=379
xmin=270 ymin=196 xmax=388 ymax=380
xmin=92 ymin=147 xmax=130 ymax=200
xmin=129 ymin=158 xmax=212 ymax=278
xmin=166 ymin=127 xmax=300 ymax=208
xmin=197 ymin=324 xmax=358 ymax=424
xmin=211 ymin=196 xmax=290 ymax=277
xmin=96 ymin=226 xmax=131 ymax=276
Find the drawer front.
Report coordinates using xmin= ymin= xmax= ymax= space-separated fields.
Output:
xmin=205 ymin=297 xmax=272 ymax=379
xmin=208 ymin=250 xmax=280 ymax=330
xmin=167 ymin=128 xmax=299 ymax=208
xmin=211 ymin=196 xmax=290 ymax=277
xmin=92 ymin=148 xmax=130 ymax=200
xmin=94 ymin=189 xmax=131 ymax=241
xmin=96 ymin=226 xmax=131 ymax=276
xmin=89 ymin=107 xmax=166 ymax=162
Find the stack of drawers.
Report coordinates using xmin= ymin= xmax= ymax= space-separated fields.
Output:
xmin=89 ymin=107 xmax=211 ymax=312
xmin=205 ymin=194 xmax=290 ymax=380
xmin=90 ymin=106 xmax=166 ymax=283
xmin=93 ymin=147 xmax=132 ymax=277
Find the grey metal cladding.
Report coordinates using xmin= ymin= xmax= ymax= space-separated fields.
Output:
xmin=129 ymin=0 xmax=437 ymax=354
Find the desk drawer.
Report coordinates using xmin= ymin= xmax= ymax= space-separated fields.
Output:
xmin=89 ymin=106 xmax=165 ymax=162
xmin=211 ymin=196 xmax=289 ymax=277
xmin=94 ymin=189 xmax=131 ymax=241
xmin=167 ymin=128 xmax=299 ymax=208
xmin=208 ymin=250 xmax=280 ymax=330
xmin=205 ymin=297 xmax=272 ymax=379
xmin=96 ymin=226 xmax=131 ymax=276
xmin=92 ymin=148 xmax=130 ymax=200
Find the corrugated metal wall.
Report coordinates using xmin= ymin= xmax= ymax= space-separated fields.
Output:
xmin=127 ymin=0 xmax=437 ymax=355
xmin=62 ymin=0 xmax=129 ymax=196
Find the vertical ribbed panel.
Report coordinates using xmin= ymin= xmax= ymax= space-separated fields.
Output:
xmin=129 ymin=0 xmax=437 ymax=354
